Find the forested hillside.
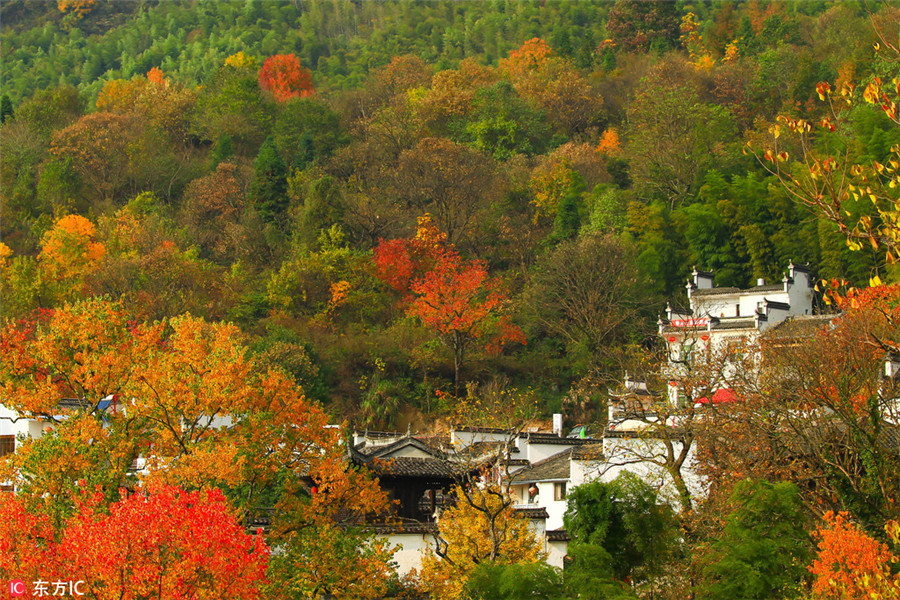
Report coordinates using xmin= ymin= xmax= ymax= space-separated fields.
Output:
xmin=2 ymin=0 xmax=898 ymax=427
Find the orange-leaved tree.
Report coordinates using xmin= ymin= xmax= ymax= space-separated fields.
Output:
xmin=499 ymin=38 xmax=603 ymax=136
xmin=373 ymin=215 xmax=525 ymax=395
xmin=259 ymin=54 xmax=314 ymax=103
xmin=0 ymin=485 xmax=269 ymax=600
xmin=0 ymin=298 xmax=395 ymax=596
xmin=50 ymin=111 xmax=138 ymax=202
xmin=0 ymin=298 xmax=384 ymax=514
xmin=809 ymin=511 xmax=900 ymax=600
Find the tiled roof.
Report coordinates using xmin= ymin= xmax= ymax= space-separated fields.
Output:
xmin=511 ymin=450 xmax=572 ymax=483
xmin=692 ymin=284 xmax=784 ymax=296
xmin=368 ymin=436 xmax=447 ymax=460
xmin=765 ymin=315 xmax=837 ymax=340
xmin=752 ymin=284 xmax=785 ymax=292
xmin=57 ymin=398 xmax=95 ymax=411
xmin=546 ymin=529 xmax=570 ymax=542
xmin=369 ymin=456 xmax=464 ymax=478
xmin=570 ymin=444 xmax=604 ymax=460
xmin=765 ymin=299 xmax=791 ymax=310
xmin=454 ymin=426 xmax=510 ymax=434
xmin=454 ymin=440 xmax=517 ymax=462
xmin=513 ymin=506 xmax=549 ymax=519
xmin=714 ymin=318 xmax=757 ymax=330
xmin=525 ymin=432 xmax=599 ymax=445
xmin=366 ymin=522 xmax=438 ymax=535
xmin=510 ymin=444 xmax=605 ymax=484
xmin=691 ymin=287 xmax=740 ymax=296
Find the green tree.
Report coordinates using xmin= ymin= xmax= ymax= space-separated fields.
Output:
xmin=465 ymin=562 xmax=564 ymax=600
xmin=272 ymin=98 xmax=346 ymax=170
xmin=564 ymin=472 xmax=679 ymax=591
xmin=455 ymin=80 xmax=551 ymax=160
xmin=0 ymin=94 xmax=13 ymax=123
xmin=250 ymin=136 xmax=288 ymax=223
xmin=700 ymin=480 xmax=811 ymax=600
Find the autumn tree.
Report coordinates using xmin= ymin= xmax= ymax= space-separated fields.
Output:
xmin=85 ymin=197 xmax=229 ymax=321
xmin=418 ymin=59 xmax=498 ymax=136
xmin=38 ymin=213 xmax=105 ymax=281
xmin=606 ymin=0 xmax=681 ymax=52
xmin=0 ymin=295 xmax=400 ymax=599
xmin=259 ymin=54 xmax=315 ymax=103
xmin=809 ymin=512 xmax=900 ymax=600
xmin=391 ymin=137 xmax=500 ymax=248
xmin=752 ymin=73 xmax=900 ymax=272
xmin=49 ymin=111 xmax=138 ymax=202
xmin=57 ymin=0 xmax=95 ymax=18
xmin=0 ymin=485 xmax=270 ymax=600
xmin=417 ymin=484 xmax=544 ymax=600
xmin=698 ymin=285 xmax=900 ymax=528
xmin=500 ymin=38 xmax=604 ymax=137
xmin=372 ymin=213 xmax=448 ymax=298
xmin=375 ymin=215 xmax=525 ymax=395
xmin=180 ymin=161 xmax=248 ymax=263
xmin=0 ymin=298 xmax=382 ymax=513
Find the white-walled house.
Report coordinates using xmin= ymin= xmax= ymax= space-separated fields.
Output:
xmin=0 ymin=405 xmax=47 ymax=492
xmin=0 ymin=398 xmax=121 ymax=491
xmin=660 ymin=262 xmax=816 ymax=405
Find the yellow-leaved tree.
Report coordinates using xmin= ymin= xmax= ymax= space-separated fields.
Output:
xmin=416 ymin=484 xmax=545 ymax=600
xmin=39 ymin=214 xmax=106 ymax=281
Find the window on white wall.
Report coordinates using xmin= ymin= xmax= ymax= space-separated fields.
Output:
xmin=553 ymin=482 xmax=566 ymax=501
xmin=0 ymin=435 xmax=14 ymax=459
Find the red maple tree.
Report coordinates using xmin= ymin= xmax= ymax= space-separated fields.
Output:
xmin=258 ymin=54 xmax=314 ymax=103
xmin=0 ymin=485 xmax=269 ymax=600
xmin=373 ymin=214 xmax=525 ymax=395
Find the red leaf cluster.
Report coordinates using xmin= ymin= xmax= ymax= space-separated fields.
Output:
xmin=0 ymin=485 xmax=269 ymax=600
xmin=258 ymin=54 xmax=314 ymax=103
xmin=372 ymin=214 xmax=525 ymax=360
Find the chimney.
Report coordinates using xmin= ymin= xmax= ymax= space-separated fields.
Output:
xmin=757 ymin=278 xmax=765 ymax=286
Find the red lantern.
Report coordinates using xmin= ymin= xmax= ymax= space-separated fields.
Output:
xmin=667 ymin=336 xmax=676 ymax=342
xmin=701 ymin=334 xmax=710 ymax=341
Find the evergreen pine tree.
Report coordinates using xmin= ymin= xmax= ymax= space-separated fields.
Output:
xmin=250 ymin=136 xmax=288 ymax=223
xmin=1 ymin=94 xmax=14 ymax=123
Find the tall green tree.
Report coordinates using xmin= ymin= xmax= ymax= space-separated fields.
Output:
xmin=250 ymin=136 xmax=288 ymax=223
xmin=700 ymin=480 xmax=811 ymax=600
xmin=564 ymin=473 xmax=679 ymax=593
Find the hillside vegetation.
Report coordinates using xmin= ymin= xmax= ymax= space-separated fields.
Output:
xmin=2 ymin=0 xmax=897 ymax=425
